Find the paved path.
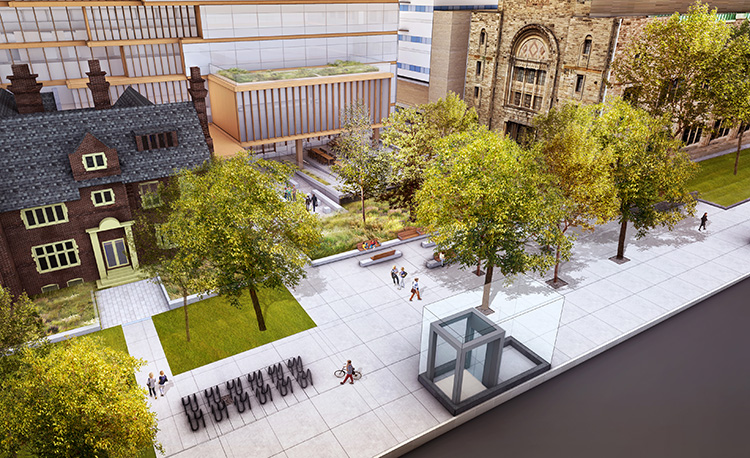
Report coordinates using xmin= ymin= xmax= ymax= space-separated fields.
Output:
xmin=97 ymin=278 xmax=169 ymax=329
xmin=404 ymin=276 xmax=750 ymax=458
xmin=108 ymin=200 xmax=750 ymax=457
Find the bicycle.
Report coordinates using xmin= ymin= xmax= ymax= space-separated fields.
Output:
xmin=334 ymin=366 xmax=362 ymax=380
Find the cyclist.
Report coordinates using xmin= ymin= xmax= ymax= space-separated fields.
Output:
xmin=340 ymin=360 xmax=355 ymax=385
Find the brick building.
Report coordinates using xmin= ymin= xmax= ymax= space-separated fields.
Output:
xmin=440 ymin=0 xmax=749 ymax=159
xmin=0 ymin=60 xmax=213 ymax=297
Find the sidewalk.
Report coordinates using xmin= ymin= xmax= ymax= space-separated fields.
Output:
xmin=124 ymin=200 xmax=749 ymax=458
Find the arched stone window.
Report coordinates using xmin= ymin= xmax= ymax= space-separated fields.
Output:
xmin=480 ymin=29 xmax=486 ymax=46
xmin=507 ymin=33 xmax=551 ymax=112
xmin=582 ymin=35 xmax=593 ymax=55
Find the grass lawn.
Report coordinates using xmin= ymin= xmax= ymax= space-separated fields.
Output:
xmin=152 ymin=286 xmax=315 ymax=374
xmin=80 ymin=325 xmax=128 ymax=354
xmin=688 ymin=148 xmax=750 ymax=207
xmin=32 ymin=282 xmax=96 ymax=335
xmin=311 ymin=198 xmax=411 ymax=259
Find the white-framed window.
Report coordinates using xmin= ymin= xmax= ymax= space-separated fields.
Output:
xmin=21 ymin=203 xmax=68 ymax=229
xmin=41 ymin=284 xmax=60 ymax=294
xmin=82 ymin=152 xmax=107 ymax=171
xmin=102 ymin=239 xmax=129 ymax=269
xmin=32 ymin=239 xmax=80 ymax=274
xmin=139 ymin=181 xmax=162 ymax=209
xmin=91 ymin=189 xmax=115 ymax=207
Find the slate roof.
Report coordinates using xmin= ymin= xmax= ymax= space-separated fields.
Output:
xmin=112 ymin=86 xmax=154 ymax=109
xmin=0 ymin=94 xmax=211 ymax=213
xmin=0 ymin=89 xmax=58 ymax=118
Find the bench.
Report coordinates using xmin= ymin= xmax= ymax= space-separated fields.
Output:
xmin=310 ymin=147 xmax=335 ymax=165
xmin=397 ymin=227 xmax=424 ymax=241
xmin=421 ymin=240 xmax=436 ymax=248
xmin=357 ymin=239 xmax=380 ymax=251
xmin=426 ymin=251 xmax=448 ymax=269
xmin=359 ymin=249 xmax=402 ymax=267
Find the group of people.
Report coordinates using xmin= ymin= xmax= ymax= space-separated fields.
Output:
xmin=146 ymin=371 xmax=169 ymax=399
xmin=391 ymin=266 xmax=421 ymax=301
xmin=283 ymin=185 xmax=298 ymax=202
xmin=305 ymin=193 xmax=318 ymax=212
xmin=284 ymin=183 xmax=319 ymax=213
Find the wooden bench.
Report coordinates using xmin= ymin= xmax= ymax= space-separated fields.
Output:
xmin=397 ymin=227 xmax=424 ymax=241
xmin=357 ymin=239 xmax=380 ymax=251
xmin=310 ymin=147 xmax=335 ymax=165
xmin=359 ymin=249 xmax=402 ymax=267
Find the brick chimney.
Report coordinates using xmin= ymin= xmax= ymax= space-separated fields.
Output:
xmin=187 ymin=67 xmax=214 ymax=153
xmin=86 ymin=59 xmax=111 ymax=110
xmin=7 ymin=64 xmax=44 ymax=114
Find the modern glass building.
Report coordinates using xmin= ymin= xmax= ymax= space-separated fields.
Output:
xmin=0 ymin=0 xmax=399 ymax=153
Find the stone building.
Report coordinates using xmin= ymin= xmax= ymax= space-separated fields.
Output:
xmin=461 ymin=1 xmax=750 ymax=158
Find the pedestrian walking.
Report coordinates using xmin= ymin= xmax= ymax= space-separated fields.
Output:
xmin=391 ymin=266 xmax=399 ymax=286
xmin=146 ymin=372 xmax=157 ymax=399
xmin=340 ymin=360 xmax=355 ymax=385
xmin=311 ymin=193 xmax=318 ymax=212
xmin=305 ymin=194 xmax=311 ymax=211
xmin=284 ymin=186 xmax=291 ymax=201
xmin=399 ymin=267 xmax=407 ymax=290
xmin=158 ymin=370 xmax=168 ymax=397
xmin=409 ymin=277 xmax=421 ymax=301
xmin=292 ymin=185 xmax=298 ymax=202
xmin=698 ymin=212 xmax=708 ymax=231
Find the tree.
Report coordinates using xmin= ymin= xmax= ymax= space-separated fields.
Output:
xmin=0 ymin=287 xmax=46 ymax=377
xmin=332 ymin=101 xmax=391 ymax=224
xmin=380 ymin=92 xmax=478 ymax=219
xmin=595 ymin=99 xmax=698 ymax=261
xmin=415 ymin=127 xmax=565 ymax=312
xmin=133 ymin=176 xmax=208 ymax=342
xmin=610 ymin=1 xmax=730 ymax=139
xmin=0 ymin=337 xmax=160 ymax=458
xmin=164 ymin=153 xmax=321 ymax=331
xmin=710 ymin=19 xmax=750 ymax=175
xmin=533 ymin=103 xmax=619 ymax=285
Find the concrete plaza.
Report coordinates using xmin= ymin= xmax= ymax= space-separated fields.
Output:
xmin=107 ymin=199 xmax=750 ymax=457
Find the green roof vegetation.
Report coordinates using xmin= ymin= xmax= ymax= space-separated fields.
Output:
xmin=688 ymin=149 xmax=750 ymax=207
xmin=32 ymin=282 xmax=96 ymax=335
xmin=218 ymin=60 xmax=379 ymax=83
xmin=152 ymin=286 xmax=315 ymax=374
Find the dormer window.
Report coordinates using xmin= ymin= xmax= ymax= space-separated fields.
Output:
xmin=136 ymin=131 xmax=178 ymax=152
xmin=82 ymin=152 xmax=107 ymax=171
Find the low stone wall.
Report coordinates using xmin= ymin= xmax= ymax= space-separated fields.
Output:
xmin=156 ymin=277 xmax=218 ymax=310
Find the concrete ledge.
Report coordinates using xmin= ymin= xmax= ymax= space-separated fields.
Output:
xmin=311 ymin=234 xmax=429 ymax=267
xmin=421 ymin=240 xmax=436 ymax=248
xmin=294 ymin=169 xmax=342 ymax=205
xmin=359 ymin=250 xmax=402 ymax=267
xmin=311 ymin=188 xmax=344 ymax=213
xmin=47 ymin=321 xmax=101 ymax=343
xmin=156 ymin=277 xmax=217 ymax=310
xmin=378 ymin=270 xmax=750 ymax=457
xmin=425 ymin=258 xmax=444 ymax=269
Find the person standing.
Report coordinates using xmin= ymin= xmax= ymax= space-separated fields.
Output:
xmin=391 ymin=266 xmax=399 ymax=286
xmin=698 ymin=212 xmax=708 ymax=231
xmin=292 ymin=185 xmax=298 ymax=202
xmin=399 ymin=267 xmax=407 ymax=290
xmin=305 ymin=194 xmax=311 ymax=211
xmin=340 ymin=360 xmax=355 ymax=385
xmin=146 ymin=372 xmax=157 ymax=399
xmin=158 ymin=370 xmax=168 ymax=397
xmin=311 ymin=193 xmax=318 ymax=212
xmin=410 ymin=277 xmax=421 ymax=301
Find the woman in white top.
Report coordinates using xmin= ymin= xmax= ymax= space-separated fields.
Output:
xmin=409 ymin=277 xmax=421 ymax=301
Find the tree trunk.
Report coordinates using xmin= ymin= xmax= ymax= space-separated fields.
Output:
xmin=553 ymin=244 xmax=561 ymax=284
xmin=616 ymin=215 xmax=628 ymax=259
xmin=360 ymin=186 xmax=366 ymax=225
xmin=734 ymin=129 xmax=744 ymax=176
xmin=249 ymin=287 xmax=267 ymax=331
xmin=479 ymin=264 xmax=494 ymax=311
xmin=475 ymin=260 xmax=481 ymax=276
xmin=182 ymin=287 xmax=190 ymax=342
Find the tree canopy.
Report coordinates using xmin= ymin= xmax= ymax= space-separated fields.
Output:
xmin=610 ymin=1 xmax=731 ymax=139
xmin=332 ymin=101 xmax=391 ymax=224
xmin=415 ymin=127 xmax=565 ymax=311
xmin=380 ymin=92 xmax=478 ymax=219
xmin=162 ymin=153 xmax=321 ymax=331
xmin=595 ymin=99 xmax=697 ymax=260
xmin=533 ymin=103 xmax=619 ymax=284
xmin=0 ymin=337 xmax=160 ymax=458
